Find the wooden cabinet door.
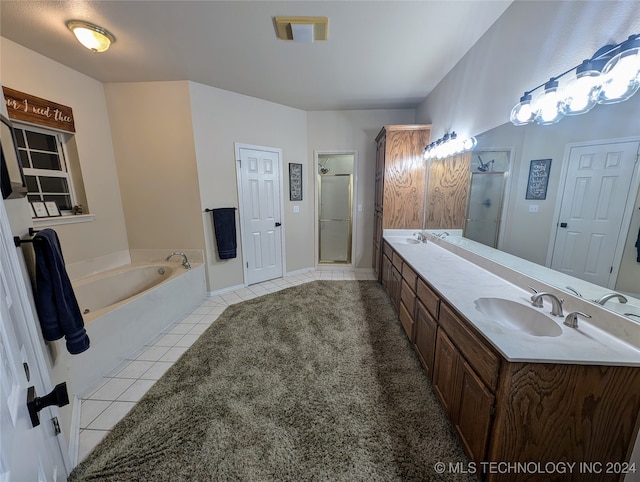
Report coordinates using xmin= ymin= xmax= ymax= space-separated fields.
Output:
xmin=432 ymin=330 xmax=461 ymax=418
xmin=391 ymin=266 xmax=402 ymax=310
xmin=399 ymin=300 xmax=414 ymax=341
xmin=381 ymin=254 xmax=392 ymax=292
xmin=414 ymin=300 xmax=438 ymax=379
xmin=454 ymin=359 xmax=494 ymax=464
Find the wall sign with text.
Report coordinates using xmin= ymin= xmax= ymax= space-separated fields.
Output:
xmin=2 ymin=87 xmax=75 ymax=133
xmin=526 ymin=158 xmax=552 ymax=200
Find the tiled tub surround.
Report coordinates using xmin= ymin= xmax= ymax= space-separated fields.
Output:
xmin=385 ymin=229 xmax=640 ymax=363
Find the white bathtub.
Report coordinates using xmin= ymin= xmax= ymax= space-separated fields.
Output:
xmin=55 ymin=261 xmax=206 ymax=396
xmin=73 ymin=264 xmax=179 ymax=322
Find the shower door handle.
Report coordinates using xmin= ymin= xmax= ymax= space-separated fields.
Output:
xmin=275 ymin=222 xmax=281 ymax=227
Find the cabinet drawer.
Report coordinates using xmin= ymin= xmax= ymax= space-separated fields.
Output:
xmin=439 ymin=303 xmax=500 ymax=392
xmin=392 ymin=251 xmax=403 ymax=271
xmin=383 ymin=240 xmax=393 ymax=259
xmin=417 ymin=278 xmax=439 ymax=320
xmin=400 ymin=279 xmax=416 ymax=315
xmin=401 ymin=263 xmax=417 ymax=291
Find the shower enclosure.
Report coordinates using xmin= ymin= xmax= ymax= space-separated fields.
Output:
xmin=317 ymin=154 xmax=354 ymax=264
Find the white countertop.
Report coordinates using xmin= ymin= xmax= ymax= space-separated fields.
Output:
xmin=384 ymin=233 xmax=640 ymax=367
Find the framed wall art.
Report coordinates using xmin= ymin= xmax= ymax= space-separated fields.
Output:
xmin=525 ymin=158 xmax=552 ymax=200
xmin=289 ymin=163 xmax=302 ymax=201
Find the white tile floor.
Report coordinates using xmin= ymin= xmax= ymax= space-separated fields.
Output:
xmin=76 ymin=269 xmax=377 ymax=462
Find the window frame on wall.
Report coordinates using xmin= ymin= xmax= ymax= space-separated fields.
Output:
xmin=14 ymin=122 xmax=78 ymax=216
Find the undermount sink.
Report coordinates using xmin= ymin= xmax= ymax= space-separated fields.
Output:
xmin=474 ymin=297 xmax=563 ymax=337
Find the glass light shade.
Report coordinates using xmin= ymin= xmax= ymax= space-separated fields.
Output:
xmin=461 ymin=137 xmax=476 ymax=151
xmin=562 ymin=70 xmax=602 ymax=115
xmin=533 ymin=81 xmax=564 ymax=125
xmin=510 ymin=94 xmax=535 ymax=126
xmin=599 ymin=45 xmax=640 ymax=104
xmin=67 ymin=21 xmax=115 ymax=52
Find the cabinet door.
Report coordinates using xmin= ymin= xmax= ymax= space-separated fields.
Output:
xmin=399 ymin=300 xmax=414 ymax=341
xmin=432 ymin=330 xmax=461 ymax=418
xmin=381 ymin=254 xmax=392 ymax=292
xmin=414 ymin=300 xmax=438 ymax=379
xmin=454 ymin=359 xmax=494 ymax=464
xmin=391 ymin=266 xmax=402 ymax=310
xmin=374 ymin=138 xmax=385 ymax=211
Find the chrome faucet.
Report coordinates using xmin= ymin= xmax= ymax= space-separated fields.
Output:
xmin=594 ymin=293 xmax=627 ymax=305
xmin=165 ymin=252 xmax=191 ymax=270
xmin=435 ymin=231 xmax=450 ymax=238
xmin=565 ymin=286 xmax=582 ymax=297
xmin=413 ymin=232 xmax=428 ymax=242
xmin=564 ymin=311 xmax=591 ymax=328
xmin=530 ymin=291 xmax=564 ymax=317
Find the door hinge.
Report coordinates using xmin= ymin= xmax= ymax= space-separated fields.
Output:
xmin=610 ymin=266 xmax=613 ymax=274
xmin=52 ymin=417 xmax=61 ymax=435
xmin=246 ymin=262 xmax=249 ymax=268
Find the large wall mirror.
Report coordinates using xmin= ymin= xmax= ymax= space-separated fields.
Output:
xmin=441 ymin=91 xmax=640 ymax=318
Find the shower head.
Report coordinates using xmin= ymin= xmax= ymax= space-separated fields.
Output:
xmin=477 ymin=156 xmax=495 ymax=172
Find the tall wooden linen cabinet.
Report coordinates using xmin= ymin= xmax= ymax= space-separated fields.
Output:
xmin=373 ymin=125 xmax=431 ymax=280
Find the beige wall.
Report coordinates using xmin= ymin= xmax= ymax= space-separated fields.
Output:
xmin=0 ymin=37 xmax=129 ymax=444
xmin=104 ymin=81 xmax=205 ymax=255
xmin=0 ymin=38 xmax=129 ymax=264
xmin=307 ymin=109 xmax=416 ymax=268
xmin=189 ymin=81 xmax=309 ymax=291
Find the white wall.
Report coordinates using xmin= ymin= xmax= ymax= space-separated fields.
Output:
xmin=307 ymin=109 xmax=416 ymax=268
xmin=417 ymin=1 xmax=640 ymax=140
xmin=416 ymin=1 xmax=640 ymax=266
xmin=189 ymin=81 xmax=309 ymax=291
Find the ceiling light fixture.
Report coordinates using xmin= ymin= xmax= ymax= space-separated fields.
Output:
xmin=66 ymin=20 xmax=115 ymax=52
xmin=424 ymin=132 xmax=476 ymax=161
xmin=510 ymin=33 xmax=640 ymax=126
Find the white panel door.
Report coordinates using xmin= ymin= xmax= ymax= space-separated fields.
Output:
xmin=239 ymin=147 xmax=283 ymax=285
xmin=551 ymin=141 xmax=639 ymax=286
xmin=0 ymin=202 xmax=69 ymax=480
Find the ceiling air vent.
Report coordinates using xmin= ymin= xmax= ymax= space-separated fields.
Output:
xmin=274 ymin=16 xmax=328 ymax=43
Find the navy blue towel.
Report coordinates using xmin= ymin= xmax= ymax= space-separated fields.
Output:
xmin=211 ymin=208 xmax=237 ymax=259
xmin=33 ymin=228 xmax=90 ymax=355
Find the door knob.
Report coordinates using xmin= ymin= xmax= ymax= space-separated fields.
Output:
xmin=560 ymin=222 xmax=568 ymax=228
xmin=27 ymin=382 xmax=69 ymax=428
xmin=275 ymin=222 xmax=281 ymax=227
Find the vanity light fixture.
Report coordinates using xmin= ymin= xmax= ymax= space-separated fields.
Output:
xmin=66 ymin=20 xmax=115 ymax=52
xmin=510 ymin=33 xmax=640 ymax=126
xmin=423 ymin=131 xmax=476 ymax=161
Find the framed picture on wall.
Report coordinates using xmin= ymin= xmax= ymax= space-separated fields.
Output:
xmin=289 ymin=163 xmax=302 ymax=201
xmin=525 ymin=158 xmax=552 ymax=200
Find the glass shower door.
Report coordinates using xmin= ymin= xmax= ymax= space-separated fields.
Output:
xmin=319 ymin=174 xmax=352 ymax=263
xmin=464 ymin=171 xmax=507 ymax=247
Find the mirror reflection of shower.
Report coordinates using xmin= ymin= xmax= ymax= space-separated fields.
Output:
xmin=318 ymin=153 xmax=354 ymax=264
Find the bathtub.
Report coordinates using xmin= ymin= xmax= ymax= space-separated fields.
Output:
xmin=73 ymin=263 xmax=179 ymax=322
xmin=55 ymin=260 xmax=206 ymax=396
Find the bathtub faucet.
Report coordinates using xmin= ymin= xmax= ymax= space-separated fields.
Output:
xmin=166 ymin=252 xmax=191 ymax=270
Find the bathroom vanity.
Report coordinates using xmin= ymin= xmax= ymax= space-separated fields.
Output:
xmin=382 ymin=232 xmax=640 ymax=481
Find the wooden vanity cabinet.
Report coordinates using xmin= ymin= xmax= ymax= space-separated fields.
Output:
xmin=373 ymin=124 xmax=431 ymax=280
xmin=433 ymin=303 xmax=498 ymax=464
xmin=382 ymin=244 xmax=640 ymax=477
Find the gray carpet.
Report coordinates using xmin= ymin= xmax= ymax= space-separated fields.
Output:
xmin=69 ymin=280 xmax=472 ymax=481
